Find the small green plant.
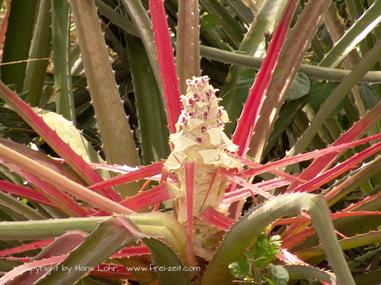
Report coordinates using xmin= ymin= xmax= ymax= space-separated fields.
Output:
xmin=228 ymin=233 xmax=284 ymax=284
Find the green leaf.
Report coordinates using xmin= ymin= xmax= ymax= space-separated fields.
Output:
xmin=200 ymin=13 xmax=220 ymax=31
xmin=36 ymin=216 xmax=140 ymax=285
xmin=252 ymin=234 xmax=281 ymax=268
xmin=1 ymin=0 xmax=38 ymax=92
xmin=319 ymin=0 xmax=381 ymax=68
xmin=270 ymin=264 xmax=289 ymax=285
xmin=69 ymin=0 xmax=140 ymax=173
xmin=51 ymin=0 xmax=75 ymax=121
xmin=285 ymin=73 xmax=311 ymax=101
xmin=200 ymin=0 xmax=243 ymax=46
xmin=23 ymin=0 xmax=51 ymax=106
xmin=228 ymin=259 xmax=250 ymax=280
xmin=0 ymin=106 xmax=32 ymax=144
xmin=144 ymin=238 xmax=192 ymax=285
xmin=307 ymin=82 xmax=343 ymax=116
xmin=202 ymin=193 xmax=355 ymax=285
xmin=126 ymin=36 xmax=169 ymax=164
xmin=221 ymin=0 xmax=288 ymax=135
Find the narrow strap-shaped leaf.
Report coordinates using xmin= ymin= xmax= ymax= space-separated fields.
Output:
xmin=0 ymin=180 xmax=54 ymax=206
xmin=248 ymin=0 xmax=330 ymax=161
xmin=221 ymin=178 xmax=291 ymax=205
xmin=293 ymin=141 xmax=381 ymax=193
xmin=0 ymin=212 xmax=192 ymax=264
xmin=0 ymin=191 xmax=45 ymax=220
xmin=149 ymin=0 xmax=181 ymax=133
xmin=0 ymin=143 xmax=133 ymax=215
xmin=243 ymin=132 xmax=381 ymax=178
xmin=200 ymin=207 xmax=233 ymax=230
xmin=51 ymin=0 xmax=75 ymax=121
xmin=0 ymin=157 xmax=90 ymax=216
xmin=275 ymin=211 xmax=381 ymax=226
xmin=296 ymin=230 xmax=381 ymax=260
xmin=319 ymin=0 xmax=381 ymax=68
xmin=120 ymin=184 xmax=170 ymax=211
xmin=288 ymin=39 xmax=381 ymax=156
xmin=0 ymin=0 xmax=10 ymax=49
xmin=0 ymin=255 xmax=66 ymax=285
xmin=121 ymin=0 xmax=161 ymax=88
xmin=200 ymin=0 xmax=243 ymax=46
xmin=232 ymin=0 xmax=298 ymax=156
xmin=202 ymin=193 xmax=355 ymax=285
xmin=222 ymin=0 xmax=289 ymax=135
xmin=36 ymin=217 xmax=140 ymax=285
xmin=289 ymin=101 xmax=381 ymax=190
xmin=0 ymin=82 xmax=111 ymax=192
xmin=69 ymin=0 xmax=140 ymax=173
xmin=1 ymin=0 xmax=37 ymax=92
xmin=89 ymin=161 xmax=163 ymax=190
xmin=6 ymin=232 xmax=85 ymax=284
xmin=144 ymin=238 xmax=192 ymax=285
xmin=200 ymin=45 xmax=381 ymax=83
xmin=23 ymin=0 xmax=51 ymax=106
xmin=176 ymin=0 xmax=200 ymax=94
xmin=126 ymin=36 xmax=170 ymax=163
xmin=0 ymin=239 xmax=52 ymax=257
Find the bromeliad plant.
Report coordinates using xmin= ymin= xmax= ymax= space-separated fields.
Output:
xmin=0 ymin=0 xmax=381 ymax=284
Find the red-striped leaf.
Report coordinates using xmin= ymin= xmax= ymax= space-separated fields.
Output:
xmin=90 ymin=161 xmax=164 ymax=190
xmin=0 ymin=82 xmax=119 ymax=201
xmin=149 ymin=0 xmax=181 ymax=133
xmin=293 ymin=141 xmax=381 ymax=193
xmin=111 ymin=245 xmax=150 ymax=259
xmin=120 ymin=184 xmax=170 ymax=211
xmin=200 ymin=207 xmax=234 ymax=231
xmin=0 ymin=239 xmax=53 ymax=257
xmin=232 ymin=0 xmax=298 ymax=156
xmin=0 ymin=180 xmax=54 ymax=206
xmin=289 ymin=101 xmax=381 ymax=190
xmin=243 ymin=132 xmax=381 ymax=178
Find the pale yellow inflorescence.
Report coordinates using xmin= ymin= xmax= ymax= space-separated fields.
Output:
xmin=165 ymin=76 xmax=240 ymax=235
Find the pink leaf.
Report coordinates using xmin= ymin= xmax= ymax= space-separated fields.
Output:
xmin=90 ymin=161 xmax=164 ymax=190
xmin=274 ymin=211 xmax=381 ymax=226
xmin=149 ymin=0 xmax=181 ymax=133
xmin=282 ymin=227 xmax=315 ymax=249
xmin=293 ymin=141 xmax=381 ymax=193
xmin=0 ymin=255 xmax=67 ymax=285
xmin=222 ymin=178 xmax=291 ymax=205
xmin=120 ymin=184 xmax=170 ymax=211
xmin=200 ymin=207 xmax=234 ymax=231
xmin=223 ymin=172 xmax=274 ymax=199
xmin=289 ymin=102 xmax=381 ymax=190
xmin=0 ymin=180 xmax=54 ymax=206
xmin=0 ymin=159 xmax=90 ymax=216
xmin=232 ymin=0 xmax=298 ymax=156
xmin=343 ymin=192 xmax=381 ymax=211
xmin=0 ymin=240 xmax=53 ymax=257
xmin=5 ymin=232 xmax=86 ymax=284
xmin=111 ymin=245 xmax=150 ymax=259
xmin=242 ymin=132 xmax=381 ymax=178
xmin=277 ymin=248 xmax=308 ymax=265
xmin=0 ymin=82 xmax=120 ymax=201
